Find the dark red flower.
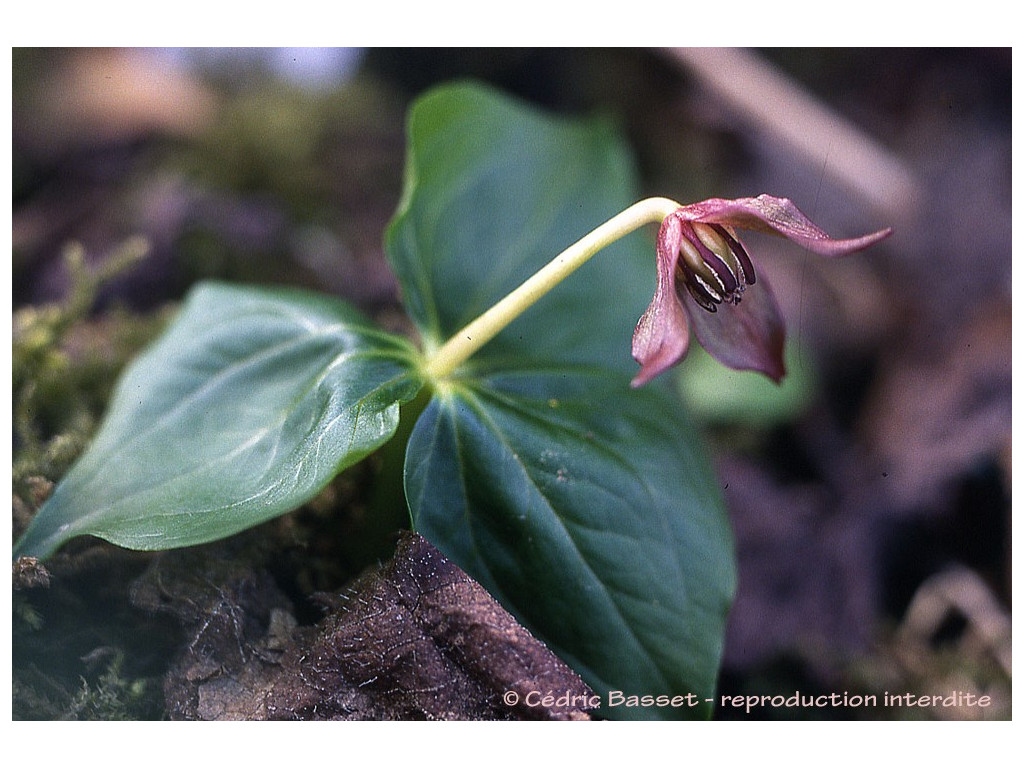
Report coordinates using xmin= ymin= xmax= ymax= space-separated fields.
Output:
xmin=631 ymin=195 xmax=891 ymax=387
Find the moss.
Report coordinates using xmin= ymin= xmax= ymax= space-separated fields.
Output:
xmin=12 ymin=238 xmax=178 ymax=721
xmin=12 ymin=238 xmax=169 ymax=496
xmin=13 ymin=650 xmax=162 ymax=721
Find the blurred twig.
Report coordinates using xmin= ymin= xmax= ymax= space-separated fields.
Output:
xmin=664 ymin=47 xmax=920 ymax=223
xmin=897 ymin=565 xmax=1011 ymax=678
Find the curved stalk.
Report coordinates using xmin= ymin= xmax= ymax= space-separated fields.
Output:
xmin=422 ymin=196 xmax=681 ymax=381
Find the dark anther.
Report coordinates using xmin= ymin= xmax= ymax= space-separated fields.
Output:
xmin=710 ymin=224 xmax=756 ymax=286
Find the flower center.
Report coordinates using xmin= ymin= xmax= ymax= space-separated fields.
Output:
xmin=674 ymin=222 xmax=756 ymax=313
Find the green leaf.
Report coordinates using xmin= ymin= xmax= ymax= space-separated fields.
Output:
xmin=385 ymin=81 xmax=653 ymax=374
xmin=405 ymin=369 xmax=735 ymax=720
xmin=14 ymin=282 xmax=423 ymax=559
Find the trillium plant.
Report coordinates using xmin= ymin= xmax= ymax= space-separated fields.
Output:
xmin=14 ymin=83 xmax=890 ymax=720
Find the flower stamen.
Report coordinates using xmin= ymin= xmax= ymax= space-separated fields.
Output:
xmin=709 ymin=224 xmax=756 ymax=286
xmin=682 ymin=267 xmax=723 ymax=312
xmin=692 ymin=222 xmax=742 ymax=292
xmin=677 ymin=226 xmax=727 ymax=296
xmin=675 ymin=221 xmax=757 ymax=312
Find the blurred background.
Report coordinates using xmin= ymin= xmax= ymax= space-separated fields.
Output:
xmin=11 ymin=48 xmax=1011 ymax=719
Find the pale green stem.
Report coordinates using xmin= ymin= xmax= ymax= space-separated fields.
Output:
xmin=423 ymin=196 xmax=682 ymax=381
